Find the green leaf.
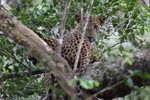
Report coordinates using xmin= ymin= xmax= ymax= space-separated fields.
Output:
xmin=94 ymin=80 xmax=100 ymax=87
xmin=126 ymin=77 xmax=134 ymax=87
xmin=68 ymin=76 xmax=78 ymax=86
xmin=119 ymin=45 xmax=125 ymax=52
xmin=79 ymin=78 xmax=100 ymax=89
xmin=125 ymin=57 xmax=133 ymax=65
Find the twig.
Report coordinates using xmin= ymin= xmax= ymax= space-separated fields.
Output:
xmin=103 ymin=42 xmax=120 ymax=53
xmin=1 ymin=69 xmax=47 ymax=80
xmin=59 ymin=0 xmax=71 ymax=37
xmin=0 ymin=48 xmax=31 ymax=70
xmin=114 ymin=18 xmax=129 ymax=33
xmin=122 ymin=13 xmax=132 ymax=35
xmin=58 ymin=0 xmax=71 ymax=54
xmin=94 ymin=81 xmax=123 ymax=97
xmin=74 ymin=0 xmax=94 ymax=72
xmin=140 ymin=0 xmax=149 ymax=6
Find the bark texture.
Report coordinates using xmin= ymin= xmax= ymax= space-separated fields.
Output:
xmin=0 ymin=6 xmax=76 ymax=98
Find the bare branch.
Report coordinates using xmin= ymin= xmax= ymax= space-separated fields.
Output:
xmin=74 ymin=0 xmax=94 ymax=72
xmin=0 ymin=48 xmax=31 ymax=70
xmin=140 ymin=0 xmax=150 ymax=6
xmin=59 ymin=0 xmax=71 ymax=38
xmin=57 ymin=0 xmax=71 ymax=54
xmin=0 ymin=6 xmax=76 ymax=98
xmin=1 ymin=69 xmax=47 ymax=79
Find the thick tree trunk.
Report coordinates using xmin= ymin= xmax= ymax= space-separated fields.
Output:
xmin=0 ymin=5 xmax=76 ymax=99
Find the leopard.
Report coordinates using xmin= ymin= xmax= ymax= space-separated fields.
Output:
xmin=43 ymin=13 xmax=105 ymax=74
xmin=41 ymin=14 xmax=106 ymax=99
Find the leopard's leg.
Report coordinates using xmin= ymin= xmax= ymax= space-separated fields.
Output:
xmin=78 ymin=43 xmax=91 ymax=76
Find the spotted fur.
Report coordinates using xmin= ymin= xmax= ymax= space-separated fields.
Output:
xmin=44 ymin=14 xmax=105 ymax=74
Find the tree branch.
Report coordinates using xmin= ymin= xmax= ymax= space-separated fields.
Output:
xmin=0 ymin=5 xmax=76 ymax=98
xmin=1 ymin=69 xmax=47 ymax=79
xmin=74 ymin=0 xmax=94 ymax=71
xmin=57 ymin=0 xmax=71 ymax=54
xmin=0 ymin=48 xmax=31 ymax=70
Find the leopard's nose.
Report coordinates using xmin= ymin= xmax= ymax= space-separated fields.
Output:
xmin=88 ymin=37 xmax=95 ymax=43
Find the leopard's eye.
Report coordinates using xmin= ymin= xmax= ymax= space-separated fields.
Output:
xmin=94 ymin=25 xmax=98 ymax=29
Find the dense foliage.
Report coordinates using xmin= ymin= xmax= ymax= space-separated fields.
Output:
xmin=0 ymin=0 xmax=150 ymax=99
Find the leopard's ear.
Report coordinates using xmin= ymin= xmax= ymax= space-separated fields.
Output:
xmin=74 ymin=13 xmax=81 ymax=23
xmin=98 ymin=15 xmax=106 ymax=24
xmin=73 ymin=10 xmax=84 ymax=23
xmin=74 ymin=14 xmax=94 ymax=23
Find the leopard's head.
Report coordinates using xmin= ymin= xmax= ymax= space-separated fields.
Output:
xmin=75 ymin=13 xmax=105 ymax=42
